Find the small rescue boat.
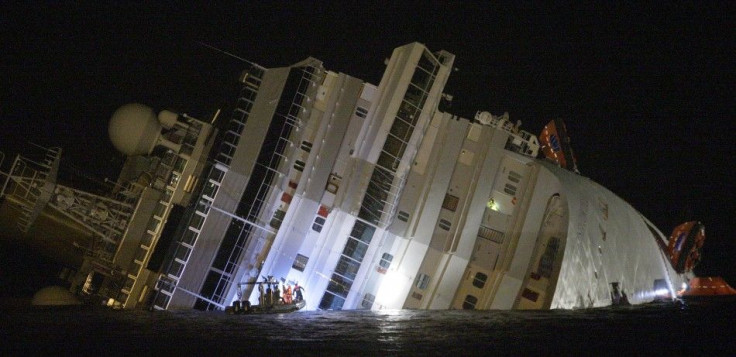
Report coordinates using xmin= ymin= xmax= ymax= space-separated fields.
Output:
xmin=226 ymin=279 xmax=306 ymax=315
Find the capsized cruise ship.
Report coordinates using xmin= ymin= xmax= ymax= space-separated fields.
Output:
xmin=1 ymin=42 xmax=709 ymax=310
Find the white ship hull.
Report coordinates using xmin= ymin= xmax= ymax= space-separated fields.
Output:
xmin=9 ymin=42 xmax=687 ymax=311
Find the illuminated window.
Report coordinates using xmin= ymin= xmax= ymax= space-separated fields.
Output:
xmin=462 ymin=295 xmax=478 ymax=310
xmin=415 ymin=273 xmax=430 ymax=290
xmin=472 ymin=272 xmax=488 ymax=288
xmin=168 ymin=172 xmax=181 ymax=187
xmin=442 ymin=194 xmax=459 ymax=212
xmin=438 ymin=219 xmax=451 ymax=231
xmin=202 ymin=181 xmax=219 ymax=199
xmin=292 ymin=254 xmax=308 ymax=272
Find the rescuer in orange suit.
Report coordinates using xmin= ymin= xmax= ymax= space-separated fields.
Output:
xmin=284 ymin=284 xmax=293 ymax=304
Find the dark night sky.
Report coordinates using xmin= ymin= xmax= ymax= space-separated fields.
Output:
xmin=2 ymin=3 xmax=734 ymax=283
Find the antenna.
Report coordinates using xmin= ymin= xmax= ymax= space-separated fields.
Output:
xmin=196 ymin=41 xmax=260 ymax=67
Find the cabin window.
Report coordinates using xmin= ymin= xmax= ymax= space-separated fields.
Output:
xmin=292 ymin=254 xmax=308 ymax=272
xmin=326 ymin=173 xmax=341 ymax=194
xmin=135 ymin=247 xmax=147 ymax=263
xmin=129 ymin=261 xmax=141 ymax=276
xmin=294 ymin=160 xmax=306 ymax=172
xmin=503 ymin=183 xmax=517 ymax=196
xmin=195 ymin=200 xmax=210 ymax=215
xmin=522 ymin=288 xmax=539 ymax=302
xmin=442 ymin=194 xmax=459 ymax=212
xmin=147 ymin=217 xmax=161 ymax=233
xmin=202 ymin=181 xmax=219 ymax=199
xmin=312 ymin=216 xmax=326 ymax=232
xmin=361 ymin=293 xmax=375 ymax=309
xmin=210 ymin=165 xmax=227 ymax=183
xmin=173 ymin=156 xmax=187 ymax=173
xmin=397 ymin=210 xmax=410 ymax=222
xmin=301 ymin=141 xmax=313 ymax=153
xmin=472 ymin=272 xmax=488 ymax=288
xmin=181 ymin=228 xmax=197 ymax=246
xmin=411 ymin=292 xmax=423 ymax=300
xmin=415 ymin=273 xmax=430 ymax=290
xmin=379 ymin=253 xmax=393 ymax=270
xmin=462 ymin=295 xmax=478 ymax=310
xmin=174 ymin=245 xmax=190 ymax=263
xmin=270 ymin=209 xmax=286 ymax=229
xmin=169 ymin=260 xmax=184 ymax=279
xmin=438 ymin=219 xmax=452 ymax=231
xmin=123 ymin=277 xmax=135 ymax=292
xmin=162 ymin=188 xmax=174 ymax=203
xmin=154 ymin=202 xmax=167 ymax=218
xmin=508 ymin=170 xmax=522 ymax=183
xmin=189 ymin=213 xmax=205 ymax=231
xmin=355 ymin=106 xmax=368 ymax=118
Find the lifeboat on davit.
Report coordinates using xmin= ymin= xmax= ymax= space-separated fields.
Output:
xmin=667 ymin=221 xmax=706 ymax=273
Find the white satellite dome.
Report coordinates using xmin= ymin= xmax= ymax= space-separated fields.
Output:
xmin=108 ymin=103 xmax=162 ymax=156
xmin=31 ymin=286 xmax=82 ymax=306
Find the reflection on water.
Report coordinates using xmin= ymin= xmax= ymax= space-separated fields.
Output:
xmin=3 ymin=302 xmax=735 ymax=355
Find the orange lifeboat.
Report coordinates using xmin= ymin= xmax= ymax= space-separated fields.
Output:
xmin=539 ymin=119 xmax=579 ymax=173
xmin=666 ymin=221 xmax=706 ymax=273
xmin=677 ymin=277 xmax=736 ymax=299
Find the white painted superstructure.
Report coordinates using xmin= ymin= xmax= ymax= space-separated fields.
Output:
xmin=4 ymin=42 xmax=687 ymax=311
xmin=150 ymin=42 xmax=686 ymax=311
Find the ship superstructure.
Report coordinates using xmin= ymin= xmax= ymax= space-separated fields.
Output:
xmin=2 ymin=42 xmax=698 ymax=310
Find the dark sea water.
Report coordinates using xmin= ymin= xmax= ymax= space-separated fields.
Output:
xmin=3 ymin=302 xmax=735 ymax=356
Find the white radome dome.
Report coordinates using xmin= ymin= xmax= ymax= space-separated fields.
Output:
xmin=108 ymin=103 xmax=162 ymax=156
